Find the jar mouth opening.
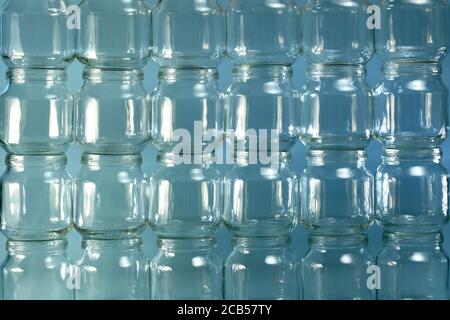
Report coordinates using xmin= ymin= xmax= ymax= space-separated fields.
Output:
xmin=157 ymin=237 xmax=217 ymax=250
xmin=232 ymin=64 xmax=293 ymax=79
xmin=7 ymin=239 xmax=68 ymax=253
xmin=82 ymin=237 xmax=143 ymax=250
xmin=6 ymin=154 xmax=68 ymax=167
xmin=7 ymin=68 xmax=67 ymax=82
xmin=81 ymin=153 xmax=143 ymax=166
xmin=158 ymin=67 xmax=218 ymax=80
xmin=83 ymin=68 xmax=144 ymax=81
xmin=307 ymin=150 xmax=367 ymax=165
xmin=383 ymin=62 xmax=442 ymax=76
xmin=232 ymin=236 xmax=291 ymax=248
xmin=309 ymin=233 xmax=368 ymax=247
xmin=383 ymin=232 xmax=443 ymax=245
xmin=307 ymin=64 xmax=366 ymax=77
xmin=382 ymin=148 xmax=442 ymax=162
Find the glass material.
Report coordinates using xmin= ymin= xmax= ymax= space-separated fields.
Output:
xmin=376 ymin=0 xmax=448 ymax=62
xmin=75 ymin=68 xmax=150 ymax=155
xmin=374 ymin=62 xmax=448 ymax=149
xmin=302 ymin=234 xmax=375 ymax=300
xmin=151 ymin=237 xmax=223 ymax=300
xmin=0 ymin=68 xmax=73 ymax=154
xmin=149 ymin=153 xmax=222 ymax=238
xmin=377 ymin=232 xmax=449 ymax=300
xmin=224 ymin=152 xmax=298 ymax=237
xmin=226 ymin=0 xmax=301 ymax=65
xmin=225 ymin=236 xmax=299 ymax=300
xmin=1 ymin=240 xmax=74 ymax=300
xmin=77 ymin=0 xmax=151 ymax=69
xmin=0 ymin=155 xmax=72 ymax=240
xmin=302 ymin=0 xmax=374 ymax=64
xmin=300 ymin=64 xmax=372 ymax=150
xmin=300 ymin=150 xmax=374 ymax=235
xmin=74 ymin=154 xmax=148 ymax=239
xmin=75 ymin=237 xmax=150 ymax=300
xmin=151 ymin=0 xmax=226 ymax=68
xmin=0 ymin=0 xmax=75 ymax=68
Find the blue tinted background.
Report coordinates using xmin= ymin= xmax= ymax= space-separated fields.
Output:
xmin=0 ymin=0 xmax=449 ymax=266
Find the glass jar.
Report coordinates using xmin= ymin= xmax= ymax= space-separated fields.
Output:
xmin=225 ymin=236 xmax=299 ymax=300
xmin=224 ymin=152 xmax=298 ymax=237
xmin=374 ymin=62 xmax=448 ymax=149
xmin=1 ymin=239 xmax=74 ymax=300
xmin=149 ymin=153 xmax=222 ymax=238
xmin=0 ymin=0 xmax=76 ymax=68
xmin=0 ymin=155 xmax=72 ymax=240
xmin=376 ymin=148 xmax=448 ymax=234
xmin=77 ymin=0 xmax=151 ymax=69
xmin=150 ymin=237 xmax=223 ymax=300
xmin=151 ymin=0 xmax=225 ymax=68
xmin=225 ymin=65 xmax=301 ymax=153
xmin=0 ymin=68 xmax=73 ymax=154
xmin=378 ymin=232 xmax=449 ymax=300
xmin=302 ymin=0 xmax=374 ymax=64
xmin=302 ymin=233 xmax=375 ymax=300
xmin=226 ymin=0 xmax=301 ymax=65
xmin=74 ymin=154 xmax=148 ymax=239
xmin=75 ymin=68 xmax=150 ymax=154
xmin=300 ymin=64 xmax=372 ymax=150
xmin=376 ymin=0 xmax=448 ymax=62
xmin=150 ymin=67 xmax=221 ymax=155
xmin=75 ymin=237 xmax=150 ymax=300
xmin=300 ymin=150 xmax=374 ymax=235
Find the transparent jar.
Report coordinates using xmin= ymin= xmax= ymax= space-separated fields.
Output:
xmin=151 ymin=237 xmax=223 ymax=300
xmin=0 ymin=68 xmax=73 ymax=154
xmin=374 ymin=63 xmax=448 ymax=149
xmin=151 ymin=0 xmax=225 ymax=67
xmin=225 ymin=236 xmax=299 ymax=300
xmin=151 ymin=67 xmax=221 ymax=155
xmin=376 ymin=0 xmax=448 ymax=62
xmin=0 ymin=0 xmax=76 ymax=68
xmin=378 ymin=232 xmax=449 ymax=300
xmin=302 ymin=0 xmax=374 ymax=64
xmin=224 ymin=152 xmax=298 ymax=237
xmin=149 ymin=153 xmax=222 ymax=238
xmin=226 ymin=0 xmax=301 ymax=65
xmin=376 ymin=148 xmax=448 ymax=234
xmin=1 ymin=239 xmax=74 ymax=300
xmin=75 ymin=237 xmax=150 ymax=300
xmin=75 ymin=68 xmax=150 ymax=154
xmin=77 ymin=0 xmax=151 ymax=69
xmin=300 ymin=64 xmax=373 ymax=150
xmin=74 ymin=154 xmax=148 ymax=239
xmin=302 ymin=233 xmax=375 ymax=300
xmin=225 ymin=65 xmax=301 ymax=152
xmin=300 ymin=150 xmax=374 ymax=235
xmin=0 ymin=155 xmax=72 ymax=241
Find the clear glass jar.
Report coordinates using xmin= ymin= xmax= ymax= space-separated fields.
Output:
xmin=75 ymin=237 xmax=150 ymax=300
xmin=75 ymin=68 xmax=150 ymax=154
xmin=300 ymin=64 xmax=373 ymax=150
xmin=0 ymin=155 xmax=72 ymax=240
xmin=74 ymin=154 xmax=148 ymax=239
xmin=149 ymin=153 xmax=222 ymax=238
xmin=376 ymin=148 xmax=448 ymax=234
xmin=77 ymin=0 xmax=151 ymax=69
xmin=150 ymin=237 xmax=223 ymax=300
xmin=377 ymin=232 xmax=449 ymax=300
xmin=1 ymin=239 xmax=74 ymax=300
xmin=374 ymin=63 xmax=448 ymax=149
xmin=302 ymin=0 xmax=374 ymax=64
xmin=0 ymin=68 xmax=73 ymax=154
xmin=225 ymin=236 xmax=299 ymax=300
xmin=151 ymin=0 xmax=225 ymax=68
xmin=300 ymin=150 xmax=374 ymax=235
xmin=226 ymin=0 xmax=301 ymax=65
xmin=150 ymin=67 xmax=221 ymax=155
xmin=224 ymin=152 xmax=298 ymax=237
xmin=225 ymin=65 xmax=301 ymax=152
xmin=0 ymin=0 xmax=76 ymax=68
xmin=302 ymin=233 xmax=375 ymax=300
xmin=376 ymin=0 xmax=448 ymax=62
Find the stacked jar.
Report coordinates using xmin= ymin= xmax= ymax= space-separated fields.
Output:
xmin=0 ymin=0 xmax=75 ymax=299
xmin=374 ymin=0 xmax=449 ymax=300
xmin=73 ymin=0 xmax=151 ymax=300
xmin=148 ymin=0 xmax=225 ymax=300
xmin=300 ymin=0 xmax=376 ymax=300
xmin=223 ymin=0 xmax=301 ymax=300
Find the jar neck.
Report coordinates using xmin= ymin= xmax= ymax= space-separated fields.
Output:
xmin=235 ymin=151 xmax=292 ymax=166
xmin=157 ymin=237 xmax=217 ymax=252
xmin=83 ymin=68 xmax=144 ymax=84
xmin=158 ymin=67 xmax=218 ymax=82
xmin=383 ymin=62 xmax=442 ymax=78
xmin=81 ymin=154 xmax=142 ymax=168
xmin=307 ymin=64 xmax=366 ymax=79
xmin=233 ymin=236 xmax=291 ymax=249
xmin=7 ymin=239 xmax=68 ymax=255
xmin=382 ymin=148 xmax=442 ymax=165
xmin=7 ymin=68 xmax=67 ymax=84
xmin=232 ymin=65 xmax=293 ymax=81
xmin=309 ymin=233 xmax=368 ymax=249
xmin=307 ymin=150 xmax=367 ymax=166
xmin=156 ymin=152 xmax=215 ymax=166
xmin=6 ymin=154 xmax=67 ymax=170
xmin=384 ymin=232 xmax=443 ymax=247
xmin=82 ymin=238 xmax=143 ymax=252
